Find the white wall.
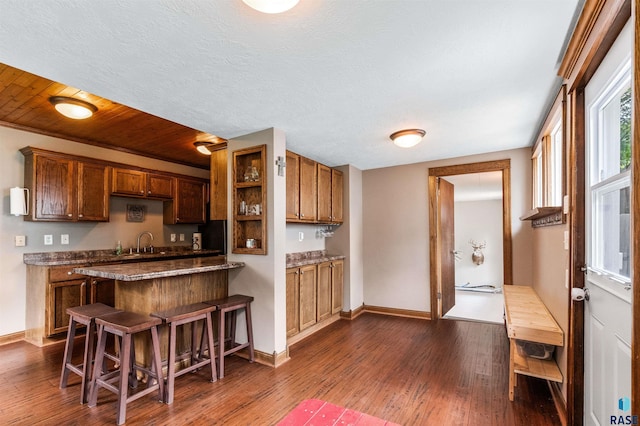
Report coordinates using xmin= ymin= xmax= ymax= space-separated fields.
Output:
xmin=0 ymin=126 xmax=208 ymax=336
xmin=285 ymin=223 xmax=326 ymax=253
xmin=362 ymin=148 xmax=532 ymax=313
xmin=227 ymin=128 xmax=287 ymax=357
xmin=454 ymin=199 xmax=504 ymax=288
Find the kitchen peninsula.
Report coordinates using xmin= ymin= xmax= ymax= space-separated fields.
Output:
xmin=73 ymin=256 xmax=244 ymax=365
xmin=23 ymin=250 xmax=242 ymax=347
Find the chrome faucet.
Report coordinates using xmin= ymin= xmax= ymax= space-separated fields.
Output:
xmin=136 ymin=231 xmax=154 ymax=253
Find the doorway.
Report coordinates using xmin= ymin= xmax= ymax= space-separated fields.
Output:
xmin=428 ymin=159 xmax=512 ymax=320
xmin=441 ymin=171 xmax=505 ymax=324
xmin=582 ymin=19 xmax=632 ymax=425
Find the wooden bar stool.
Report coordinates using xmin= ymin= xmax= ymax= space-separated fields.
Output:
xmin=151 ymin=302 xmax=217 ymax=404
xmin=59 ymin=303 xmax=121 ymax=404
xmin=88 ymin=311 xmax=164 ymax=426
xmin=204 ymin=294 xmax=255 ymax=379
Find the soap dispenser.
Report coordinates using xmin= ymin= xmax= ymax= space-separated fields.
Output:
xmin=116 ymin=241 xmax=123 ymax=255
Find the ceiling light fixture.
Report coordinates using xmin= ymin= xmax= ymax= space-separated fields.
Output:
xmin=49 ymin=96 xmax=97 ymax=120
xmin=194 ymin=141 xmax=214 ymax=155
xmin=242 ymin=0 xmax=299 ymax=14
xmin=390 ymin=128 xmax=426 ymax=148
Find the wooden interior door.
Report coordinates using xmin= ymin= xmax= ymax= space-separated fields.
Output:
xmin=438 ymin=178 xmax=456 ymax=316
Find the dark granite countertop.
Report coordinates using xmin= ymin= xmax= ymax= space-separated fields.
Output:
xmin=23 ymin=247 xmax=222 ymax=266
xmin=286 ymin=250 xmax=345 ymax=268
xmin=73 ymin=256 xmax=244 ymax=281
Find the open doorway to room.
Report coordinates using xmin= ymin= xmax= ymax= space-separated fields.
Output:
xmin=428 ymin=160 xmax=513 ymax=321
xmin=441 ymin=171 xmax=505 ymax=324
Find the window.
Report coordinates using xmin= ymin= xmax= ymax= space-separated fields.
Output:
xmin=548 ymin=121 xmax=563 ymax=206
xmin=588 ymin=60 xmax=631 ymax=281
xmin=530 ymin=87 xmax=565 ymax=210
xmin=532 ymin=145 xmax=543 ymax=208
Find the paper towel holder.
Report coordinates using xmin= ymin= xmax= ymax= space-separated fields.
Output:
xmin=10 ymin=187 xmax=29 ymax=216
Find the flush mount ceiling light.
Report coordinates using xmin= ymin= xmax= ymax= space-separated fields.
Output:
xmin=242 ymin=0 xmax=299 ymax=14
xmin=194 ymin=141 xmax=214 ymax=155
xmin=49 ymin=96 xmax=98 ymax=120
xmin=390 ymin=128 xmax=426 ymax=148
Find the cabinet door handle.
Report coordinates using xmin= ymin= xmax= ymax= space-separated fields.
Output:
xmin=68 ymin=213 xmax=73 ymax=217
xmin=78 ymin=214 xmax=83 ymax=218
xmin=300 ymin=270 xmax=304 ymax=275
xmin=67 ymin=271 xmax=73 ymax=275
xmin=295 ymin=271 xmax=299 ymax=275
xmin=300 ymin=213 xmax=304 ymax=217
xmin=148 ymin=190 xmax=152 ymax=194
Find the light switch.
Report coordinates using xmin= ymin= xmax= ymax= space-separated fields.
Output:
xmin=44 ymin=234 xmax=53 ymax=245
xmin=298 ymin=231 xmax=304 ymax=242
xmin=170 ymin=233 xmax=177 ymax=242
xmin=15 ymin=235 xmax=26 ymax=247
xmin=179 ymin=234 xmax=185 ymax=242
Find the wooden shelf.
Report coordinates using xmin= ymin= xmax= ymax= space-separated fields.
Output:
xmin=232 ymin=145 xmax=267 ymax=255
xmin=236 ymin=181 xmax=263 ymax=188
xmin=236 ymin=215 xmax=264 ymax=221
xmin=504 ymin=285 xmax=564 ymax=401
xmin=513 ymin=347 xmax=563 ymax=383
xmin=519 ymin=207 xmax=563 ymax=228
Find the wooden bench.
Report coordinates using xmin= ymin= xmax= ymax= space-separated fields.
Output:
xmin=503 ymin=285 xmax=564 ymax=401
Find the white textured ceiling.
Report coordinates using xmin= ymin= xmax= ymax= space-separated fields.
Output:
xmin=0 ymin=0 xmax=580 ymax=170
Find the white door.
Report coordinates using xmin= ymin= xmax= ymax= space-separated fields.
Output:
xmin=584 ymin=19 xmax=633 ymax=426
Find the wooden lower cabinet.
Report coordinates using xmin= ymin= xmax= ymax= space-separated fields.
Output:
xmin=286 ymin=259 xmax=344 ymax=339
xmin=298 ymin=265 xmax=317 ymax=331
xmin=45 ymin=265 xmax=116 ymax=337
xmin=286 ymin=268 xmax=300 ymax=337
xmin=330 ymin=260 xmax=344 ymax=314
xmin=317 ymin=262 xmax=332 ymax=321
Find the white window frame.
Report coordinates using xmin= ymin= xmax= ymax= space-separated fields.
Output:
xmin=587 ymin=56 xmax=632 ymax=287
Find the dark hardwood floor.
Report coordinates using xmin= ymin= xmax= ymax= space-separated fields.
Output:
xmin=0 ymin=314 xmax=560 ymax=425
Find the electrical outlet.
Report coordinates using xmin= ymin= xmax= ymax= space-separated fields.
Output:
xmin=170 ymin=233 xmax=177 ymax=242
xmin=179 ymin=234 xmax=185 ymax=242
xmin=15 ymin=235 xmax=26 ymax=247
xmin=61 ymin=234 xmax=69 ymax=245
xmin=44 ymin=234 xmax=53 ymax=245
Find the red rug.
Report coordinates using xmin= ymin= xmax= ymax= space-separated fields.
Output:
xmin=277 ymin=399 xmax=401 ymax=426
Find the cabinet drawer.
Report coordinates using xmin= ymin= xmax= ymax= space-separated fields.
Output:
xmin=49 ymin=266 xmax=87 ymax=282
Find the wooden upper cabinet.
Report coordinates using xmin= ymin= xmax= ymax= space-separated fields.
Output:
xmin=32 ymin=154 xmax=75 ymax=221
xmin=111 ymin=168 xmax=146 ymax=197
xmin=317 ymin=165 xmax=343 ymax=224
xmin=164 ymin=177 xmax=207 ymax=224
xmin=77 ymin=162 xmax=110 ymax=221
xmin=286 ymin=150 xmax=342 ymax=224
xmin=286 ymin=151 xmax=300 ymax=221
xmin=299 ymin=156 xmax=317 ymax=222
xmin=21 ymin=147 xmax=109 ymax=222
xmin=111 ymin=168 xmax=173 ymax=200
xmin=146 ymin=173 xmax=173 ymax=199
xmin=331 ymin=169 xmax=343 ymax=223
xmin=209 ymin=148 xmax=228 ymax=221
xmin=317 ymin=164 xmax=332 ymax=223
